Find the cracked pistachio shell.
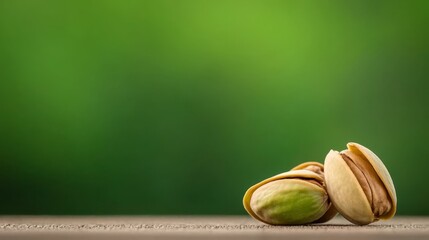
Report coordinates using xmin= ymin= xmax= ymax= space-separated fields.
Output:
xmin=243 ymin=163 xmax=333 ymax=225
xmin=324 ymin=142 xmax=397 ymax=225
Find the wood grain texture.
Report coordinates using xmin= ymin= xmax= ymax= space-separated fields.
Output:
xmin=0 ymin=216 xmax=428 ymax=240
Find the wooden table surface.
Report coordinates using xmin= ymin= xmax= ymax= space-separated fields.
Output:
xmin=0 ymin=216 xmax=428 ymax=240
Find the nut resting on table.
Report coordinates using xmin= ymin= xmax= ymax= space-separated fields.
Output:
xmin=243 ymin=142 xmax=397 ymax=225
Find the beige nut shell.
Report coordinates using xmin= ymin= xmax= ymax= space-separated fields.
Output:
xmin=243 ymin=169 xmax=323 ymax=224
xmin=324 ymin=142 xmax=397 ymax=225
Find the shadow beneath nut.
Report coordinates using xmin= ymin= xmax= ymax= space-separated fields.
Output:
xmin=308 ymin=223 xmax=396 ymax=228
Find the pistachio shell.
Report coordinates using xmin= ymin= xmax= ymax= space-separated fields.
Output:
xmin=324 ymin=143 xmax=397 ymax=225
xmin=243 ymin=162 xmax=334 ymax=225
xmin=250 ymin=179 xmax=328 ymax=225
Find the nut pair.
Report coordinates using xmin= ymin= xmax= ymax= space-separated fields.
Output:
xmin=243 ymin=142 xmax=397 ymax=225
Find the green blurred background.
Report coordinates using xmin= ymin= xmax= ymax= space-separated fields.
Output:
xmin=0 ymin=0 xmax=428 ymax=215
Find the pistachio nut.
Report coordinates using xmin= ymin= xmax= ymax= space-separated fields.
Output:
xmin=243 ymin=162 xmax=337 ymax=225
xmin=324 ymin=142 xmax=397 ymax=225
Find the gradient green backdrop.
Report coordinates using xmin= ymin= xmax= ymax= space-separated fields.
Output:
xmin=0 ymin=0 xmax=428 ymax=215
